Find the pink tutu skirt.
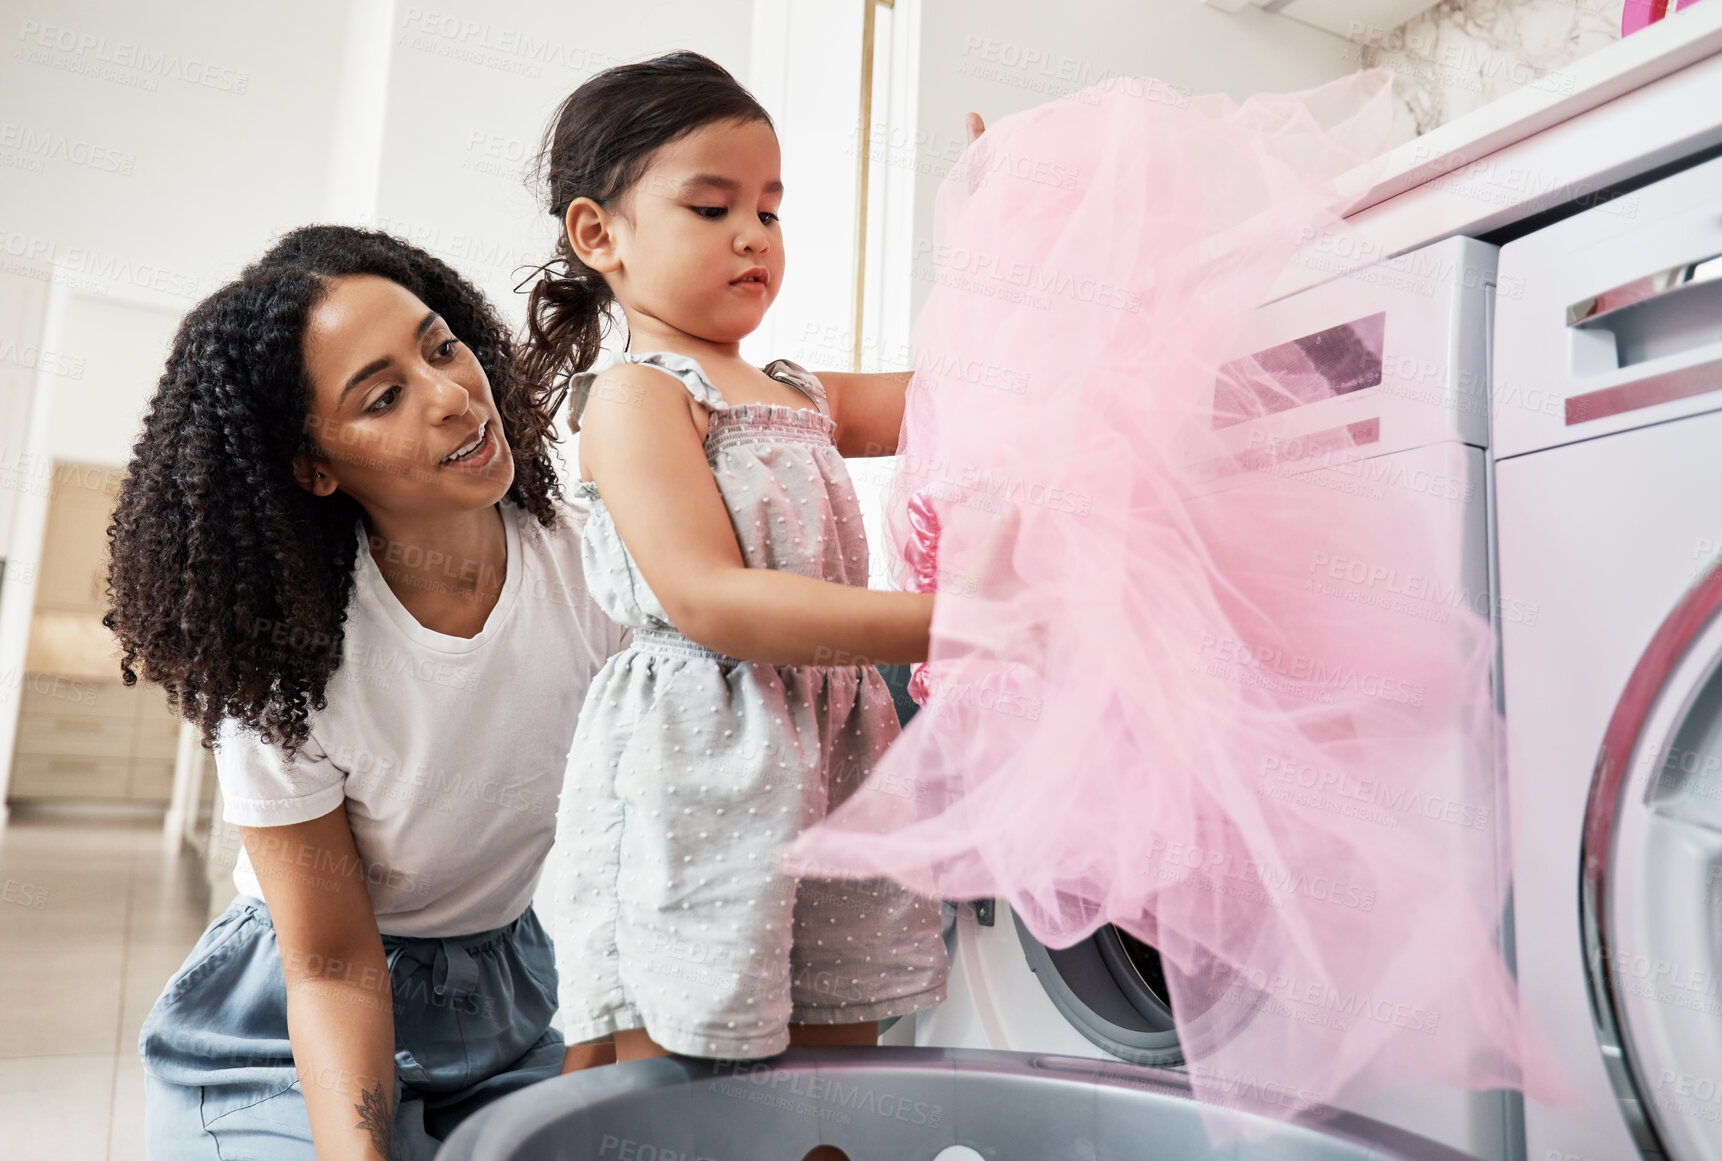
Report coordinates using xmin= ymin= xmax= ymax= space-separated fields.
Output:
xmin=783 ymin=70 xmax=1566 ymax=1117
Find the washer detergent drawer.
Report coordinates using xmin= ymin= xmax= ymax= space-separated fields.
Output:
xmin=1205 ymin=235 xmax=1495 ymax=467
xmin=1494 ymin=151 xmax=1722 ymax=460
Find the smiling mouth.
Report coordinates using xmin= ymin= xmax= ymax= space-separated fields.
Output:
xmin=442 ymin=420 xmax=489 ymax=465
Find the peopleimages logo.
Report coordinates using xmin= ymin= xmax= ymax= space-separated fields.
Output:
xmin=1224 ymin=968 xmax=1442 ymax=1035
xmin=0 ymin=229 xmax=203 ymax=299
xmin=0 ymin=338 xmax=85 ymax=378
xmin=15 ymin=20 xmax=250 ymax=93
xmin=1655 ymin=1068 xmax=1722 ymax=1109
xmin=1141 ymin=837 xmax=1378 ymax=913
xmin=0 ymin=122 xmax=135 ymax=174
xmin=891 ymin=455 xmax=1093 ymax=517
xmin=1196 ymin=633 xmax=1428 ymax=708
xmin=711 ymin=1060 xmax=945 ymax=1128
xmin=0 ymin=667 xmax=99 ymax=707
xmin=397 ymin=8 xmax=625 ymax=73
xmin=1260 ymin=755 xmax=1490 ymax=831
xmin=912 ymin=240 xmax=1143 ymax=313
xmin=1306 ymin=551 xmax=1541 ymax=626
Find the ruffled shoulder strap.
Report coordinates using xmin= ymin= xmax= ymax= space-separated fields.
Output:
xmin=568 ymin=350 xmax=729 ymax=424
xmin=763 ymin=357 xmax=832 ymax=418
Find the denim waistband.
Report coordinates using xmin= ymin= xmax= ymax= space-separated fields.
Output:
xmin=233 ymin=894 xmax=541 ymax=1000
xmin=234 ymin=893 xmax=535 ymax=950
xmin=143 ymin=894 xmax=560 ymax=1098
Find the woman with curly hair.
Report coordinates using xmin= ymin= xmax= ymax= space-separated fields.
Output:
xmin=109 ymin=225 xmax=625 ymax=1160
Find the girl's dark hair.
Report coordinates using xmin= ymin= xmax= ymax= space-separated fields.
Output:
xmin=104 ymin=225 xmax=562 ymax=752
xmin=517 ymin=50 xmax=773 ymax=419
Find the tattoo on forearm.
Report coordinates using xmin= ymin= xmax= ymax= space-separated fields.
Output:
xmin=355 ymin=1079 xmax=392 ymax=1158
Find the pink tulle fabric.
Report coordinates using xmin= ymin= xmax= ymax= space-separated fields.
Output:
xmin=900 ymin=492 xmax=942 ymax=704
xmin=782 ymin=71 xmax=1567 ymax=1118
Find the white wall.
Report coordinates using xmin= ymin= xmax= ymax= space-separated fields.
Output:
xmin=0 ymin=0 xmax=354 ymax=559
xmin=0 ymin=1 xmax=350 ymax=289
xmin=0 ymin=279 xmax=47 ymax=559
xmin=745 ymin=0 xmax=871 ymax=376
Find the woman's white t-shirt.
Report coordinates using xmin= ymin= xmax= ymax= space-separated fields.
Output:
xmin=213 ymin=500 xmax=627 ymax=937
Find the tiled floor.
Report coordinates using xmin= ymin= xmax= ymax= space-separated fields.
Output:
xmin=0 ymin=810 xmax=212 ymax=1160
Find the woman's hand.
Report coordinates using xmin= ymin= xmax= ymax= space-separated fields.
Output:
xmin=966 ymin=112 xmax=986 ymax=144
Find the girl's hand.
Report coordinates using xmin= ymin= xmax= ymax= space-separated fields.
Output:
xmin=903 ymin=491 xmax=943 ymax=595
xmin=561 ymin=1038 xmax=617 ymax=1073
xmin=953 ymin=501 xmax=1050 ymax=673
xmin=903 ymin=495 xmax=1035 ymax=704
xmin=970 ymin=501 xmax=1027 ymax=602
xmin=961 ymin=112 xmax=988 ymax=193
xmin=903 ymin=491 xmax=1025 ymax=601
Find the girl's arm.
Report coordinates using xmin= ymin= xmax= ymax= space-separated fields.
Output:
xmin=581 ymin=364 xmax=933 ymax=665
xmin=814 ymin=369 xmax=912 ymax=458
xmin=239 ymin=805 xmax=396 ymax=1161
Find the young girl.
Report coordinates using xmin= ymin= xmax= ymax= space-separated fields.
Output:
xmin=109 ymin=225 xmax=626 ymax=1160
xmin=522 ymin=52 xmax=951 ymax=1062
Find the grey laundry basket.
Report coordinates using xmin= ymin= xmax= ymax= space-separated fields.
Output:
xmin=435 ymin=1047 xmax=1475 ymax=1161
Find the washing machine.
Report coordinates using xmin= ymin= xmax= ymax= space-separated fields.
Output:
xmin=1494 ymin=150 xmax=1722 ymax=1161
xmin=910 ymin=235 xmax=1523 ymax=1161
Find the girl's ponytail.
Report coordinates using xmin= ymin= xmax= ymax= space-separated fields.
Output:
xmin=516 ymin=50 xmax=773 ymax=427
xmin=517 ymin=245 xmax=615 ymax=430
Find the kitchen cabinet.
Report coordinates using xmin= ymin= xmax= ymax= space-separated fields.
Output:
xmin=8 ymin=675 xmax=179 ymax=803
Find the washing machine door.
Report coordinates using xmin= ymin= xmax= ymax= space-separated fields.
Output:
xmin=1587 ymin=560 xmax=1722 ymax=1161
xmin=1012 ymin=910 xmax=1185 ymax=1066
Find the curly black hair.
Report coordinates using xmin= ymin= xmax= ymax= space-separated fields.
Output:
xmin=104 ymin=225 xmax=563 ymax=753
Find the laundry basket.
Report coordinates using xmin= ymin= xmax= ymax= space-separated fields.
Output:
xmin=435 ymin=1047 xmax=1476 ymax=1161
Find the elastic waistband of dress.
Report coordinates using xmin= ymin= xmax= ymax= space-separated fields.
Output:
xmin=631 ymin=626 xmax=739 ymax=663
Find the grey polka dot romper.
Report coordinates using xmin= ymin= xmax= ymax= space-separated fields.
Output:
xmin=539 ymin=350 xmax=948 ymax=1059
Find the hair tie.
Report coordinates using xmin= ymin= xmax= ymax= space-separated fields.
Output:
xmin=513 ymin=258 xmax=568 ymax=297
xmin=513 ymin=255 xmax=597 ymax=293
